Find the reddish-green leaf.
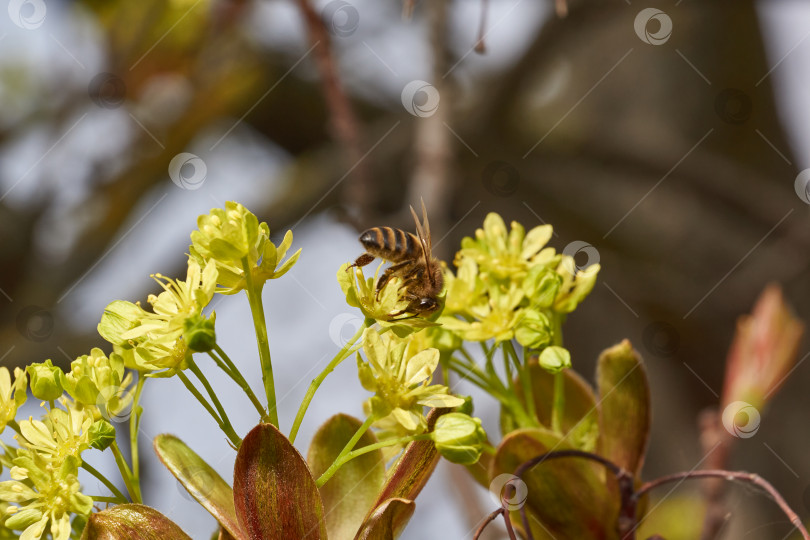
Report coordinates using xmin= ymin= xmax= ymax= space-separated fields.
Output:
xmin=596 ymin=340 xmax=651 ymax=475
xmin=308 ymin=414 xmax=385 ymax=540
xmin=492 ymin=428 xmax=619 ymax=540
xmin=81 ymin=504 xmax=190 ymax=540
xmin=153 ymin=434 xmax=244 ymax=540
xmin=233 ymin=423 xmax=326 ymax=539
xmin=354 ymin=498 xmax=415 ymax=540
xmin=365 ymin=408 xmax=444 ymax=513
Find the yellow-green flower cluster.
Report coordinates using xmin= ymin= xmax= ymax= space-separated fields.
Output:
xmin=1 ymin=401 xmax=98 ymax=540
xmin=190 ymin=201 xmax=300 ymax=295
xmin=97 ymin=258 xmax=217 ymax=375
xmin=357 ymin=328 xmax=464 ymax=435
xmin=441 ymin=213 xmax=599 ymax=360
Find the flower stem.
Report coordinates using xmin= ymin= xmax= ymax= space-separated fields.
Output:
xmin=289 ymin=320 xmax=370 ymax=443
xmin=509 ymin=341 xmax=540 ymax=426
xmin=128 ymin=375 xmax=145 ymax=503
xmin=551 ymin=371 xmax=565 ymax=434
xmin=110 ymin=442 xmax=139 ymax=503
xmin=88 ymin=496 xmax=124 ymax=504
xmin=210 ymin=346 xmax=268 ymax=422
xmin=316 ymin=433 xmax=433 ymax=487
xmin=242 ymin=256 xmax=279 ymax=428
xmin=82 ymin=462 xmax=128 ymax=503
xmin=315 ymin=415 xmax=376 ymax=488
xmin=184 ymin=362 xmax=242 ymax=448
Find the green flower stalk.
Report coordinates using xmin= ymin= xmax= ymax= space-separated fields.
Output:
xmin=189 ymin=202 xmax=301 ymax=428
xmin=0 ymin=367 xmax=27 ymax=434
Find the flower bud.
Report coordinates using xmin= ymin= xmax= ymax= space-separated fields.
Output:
xmin=183 ymin=314 xmax=217 ymax=352
xmin=538 ymin=346 xmax=571 ymax=374
xmin=432 ymin=412 xmax=486 ymax=465
xmin=515 ymin=309 xmax=551 ymax=350
xmin=26 ymin=360 xmax=64 ymax=401
xmin=88 ymin=420 xmax=116 ymax=451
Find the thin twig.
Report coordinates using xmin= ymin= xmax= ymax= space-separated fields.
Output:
xmin=513 ymin=450 xmax=635 ymax=540
xmin=634 ymin=470 xmax=810 ymax=540
xmin=473 ymin=508 xmax=504 ymax=540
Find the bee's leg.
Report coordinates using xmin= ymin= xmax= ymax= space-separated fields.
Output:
xmin=376 ymin=261 xmax=412 ymax=296
xmin=348 ymin=253 xmax=375 ymax=270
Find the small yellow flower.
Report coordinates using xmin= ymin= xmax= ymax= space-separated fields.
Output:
xmin=441 ymin=281 xmax=524 ymax=343
xmin=98 ymin=258 xmax=218 ymax=374
xmin=190 ymin=202 xmax=300 ymax=294
xmin=554 ymin=256 xmax=600 ymax=313
xmin=357 ymin=329 xmax=463 ymax=435
xmin=62 ymin=348 xmax=134 ymax=418
xmin=337 ymin=263 xmax=439 ymax=336
xmin=16 ymin=402 xmax=94 ymax=464
xmin=0 ymin=367 xmax=27 ymax=434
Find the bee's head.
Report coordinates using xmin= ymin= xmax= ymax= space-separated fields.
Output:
xmin=414 ymin=296 xmax=440 ymax=314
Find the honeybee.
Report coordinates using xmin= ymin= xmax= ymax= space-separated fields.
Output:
xmin=350 ymin=200 xmax=443 ymax=316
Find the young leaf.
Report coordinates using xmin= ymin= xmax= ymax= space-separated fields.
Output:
xmin=354 ymin=498 xmax=415 ymax=540
xmin=81 ymin=504 xmax=190 ymax=540
xmin=233 ymin=423 xmax=327 ymax=539
xmin=596 ymin=340 xmax=651 ymax=475
xmin=153 ymin=434 xmax=245 ymax=540
xmin=307 ymin=414 xmax=385 ymax=540
xmin=491 ymin=428 xmax=619 ymax=540
xmin=365 ymin=408 xmax=445 ymax=513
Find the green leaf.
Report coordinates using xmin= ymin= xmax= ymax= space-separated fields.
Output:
xmin=354 ymin=498 xmax=415 ymax=540
xmin=233 ymin=423 xmax=326 ymax=539
xmin=80 ymin=504 xmax=191 ymax=540
xmin=596 ymin=340 xmax=651 ymax=475
xmin=307 ymin=414 xmax=385 ymax=540
xmin=153 ymin=434 xmax=245 ymax=540
xmin=491 ymin=428 xmax=619 ymax=540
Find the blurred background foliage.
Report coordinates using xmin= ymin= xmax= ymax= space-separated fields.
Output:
xmin=1 ymin=0 xmax=808 ymax=537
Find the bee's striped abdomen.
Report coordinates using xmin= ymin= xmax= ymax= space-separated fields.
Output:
xmin=359 ymin=227 xmax=420 ymax=263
